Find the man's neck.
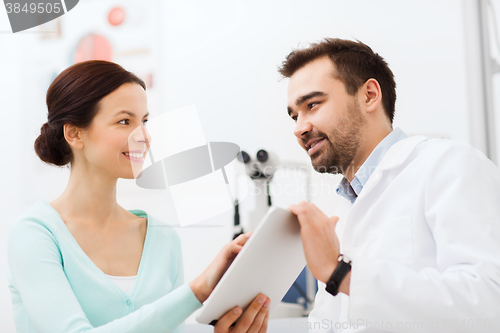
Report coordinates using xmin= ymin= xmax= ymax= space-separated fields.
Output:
xmin=343 ymin=126 xmax=392 ymax=182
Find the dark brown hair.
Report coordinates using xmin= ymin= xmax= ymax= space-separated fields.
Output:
xmin=34 ymin=60 xmax=146 ymax=167
xmin=278 ymin=38 xmax=396 ymax=123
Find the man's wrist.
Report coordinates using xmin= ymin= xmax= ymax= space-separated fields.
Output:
xmin=320 ymin=261 xmax=339 ymax=283
xmin=325 ymin=255 xmax=351 ymax=296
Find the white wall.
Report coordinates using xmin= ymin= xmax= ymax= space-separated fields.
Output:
xmin=487 ymin=0 xmax=500 ymax=163
xmin=0 ymin=0 xmax=479 ymax=331
xmin=156 ymin=1 xmax=471 ymax=321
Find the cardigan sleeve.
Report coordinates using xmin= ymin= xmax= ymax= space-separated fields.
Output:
xmin=7 ymin=217 xmax=202 ymax=333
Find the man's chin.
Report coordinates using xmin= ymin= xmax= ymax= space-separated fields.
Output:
xmin=311 ymin=157 xmax=343 ymax=174
xmin=311 ymin=161 xmax=332 ymax=174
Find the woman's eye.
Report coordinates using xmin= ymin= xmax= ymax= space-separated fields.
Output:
xmin=118 ymin=119 xmax=148 ymax=126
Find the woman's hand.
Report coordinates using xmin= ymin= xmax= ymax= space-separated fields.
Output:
xmin=189 ymin=232 xmax=252 ymax=303
xmin=214 ymin=293 xmax=270 ymax=333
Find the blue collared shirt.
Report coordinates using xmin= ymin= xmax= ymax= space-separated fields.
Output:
xmin=336 ymin=127 xmax=408 ymax=204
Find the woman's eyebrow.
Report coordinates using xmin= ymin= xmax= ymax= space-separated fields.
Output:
xmin=113 ymin=110 xmax=149 ymax=118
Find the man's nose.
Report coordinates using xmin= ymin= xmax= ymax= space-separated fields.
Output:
xmin=293 ymin=118 xmax=313 ymax=139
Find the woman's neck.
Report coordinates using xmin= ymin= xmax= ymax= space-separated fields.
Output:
xmin=51 ymin=166 xmax=126 ymax=228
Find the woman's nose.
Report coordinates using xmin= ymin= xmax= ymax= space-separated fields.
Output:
xmin=129 ymin=124 xmax=152 ymax=146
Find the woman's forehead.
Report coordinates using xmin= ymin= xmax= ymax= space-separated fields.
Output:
xmin=96 ymin=83 xmax=148 ymax=116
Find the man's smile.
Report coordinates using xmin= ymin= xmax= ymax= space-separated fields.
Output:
xmin=307 ymin=137 xmax=326 ymax=155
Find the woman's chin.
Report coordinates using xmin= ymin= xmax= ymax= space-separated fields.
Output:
xmin=123 ymin=167 xmax=145 ymax=180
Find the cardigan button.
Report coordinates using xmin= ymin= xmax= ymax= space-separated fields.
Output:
xmin=126 ymin=300 xmax=132 ymax=307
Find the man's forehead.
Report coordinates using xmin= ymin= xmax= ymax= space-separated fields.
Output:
xmin=287 ymin=57 xmax=338 ymax=104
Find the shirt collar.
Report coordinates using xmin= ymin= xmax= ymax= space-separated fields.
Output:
xmin=336 ymin=127 xmax=408 ymax=203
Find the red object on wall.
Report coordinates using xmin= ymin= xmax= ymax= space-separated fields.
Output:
xmin=73 ymin=34 xmax=113 ymax=63
xmin=108 ymin=7 xmax=125 ymax=26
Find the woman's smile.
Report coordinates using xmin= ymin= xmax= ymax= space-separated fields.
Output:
xmin=122 ymin=150 xmax=146 ymax=163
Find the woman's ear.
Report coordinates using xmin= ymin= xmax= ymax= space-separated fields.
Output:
xmin=63 ymin=124 xmax=84 ymax=150
xmin=362 ymin=78 xmax=382 ymax=114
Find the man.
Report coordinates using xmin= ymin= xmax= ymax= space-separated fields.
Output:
xmin=282 ymin=38 xmax=500 ymax=332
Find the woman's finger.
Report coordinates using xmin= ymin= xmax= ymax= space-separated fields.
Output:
xmin=224 ymin=232 xmax=252 ymax=258
xmin=232 ymin=232 xmax=252 ymax=246
xmin=214 ymin=306 xmax=242 ymax=333
xmin=230 ymin=242 xmax=244 ymax=252
xmin=231 ymin=294 xmax=267 ymax=332
xmin=257 ymin=309 xmax=269 ymax=333
xmin=244 ymin=297 xmax=270 ymax=333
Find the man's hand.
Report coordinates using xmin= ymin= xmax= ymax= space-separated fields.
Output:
xmin=289 ymin=201 xmax=341 ymax=283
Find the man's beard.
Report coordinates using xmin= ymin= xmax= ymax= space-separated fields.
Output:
xmin=310 ymin=98 xmax=366 ymax=178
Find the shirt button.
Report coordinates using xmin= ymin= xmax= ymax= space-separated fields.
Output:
xmin=126 ymin=300 xmax=132 ymax=307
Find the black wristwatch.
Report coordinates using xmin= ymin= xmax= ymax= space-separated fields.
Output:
xmin=325 ymin=254 xmax=351 ymax=296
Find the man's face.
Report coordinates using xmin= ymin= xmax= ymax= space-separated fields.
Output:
xmin=287 ymin=56 xmax=366 ymax=176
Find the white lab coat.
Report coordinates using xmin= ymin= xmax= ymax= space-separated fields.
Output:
xmin=307 ymin=135 xmax=500 ymax=333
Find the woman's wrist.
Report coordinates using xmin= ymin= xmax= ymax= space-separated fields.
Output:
xmin=189 ymin=276 xmax=211 ymax=303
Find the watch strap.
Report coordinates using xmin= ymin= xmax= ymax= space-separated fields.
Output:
xmin=325 ymin=255 xmax=351 ymax=296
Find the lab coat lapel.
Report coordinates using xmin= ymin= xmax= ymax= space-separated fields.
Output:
xmin=341 ymin=135 xmax=428 ymax=255
xmin=358 ymin=135 xmax=428 ymax=201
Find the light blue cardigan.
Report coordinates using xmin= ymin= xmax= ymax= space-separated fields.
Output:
xmin=6 ymin=200 xmax=202 ymax=332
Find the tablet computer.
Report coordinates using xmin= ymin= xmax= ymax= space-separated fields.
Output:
xmin=196 ymin=206 xmax=306 ymax=325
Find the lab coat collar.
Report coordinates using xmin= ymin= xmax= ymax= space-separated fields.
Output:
xmin=355 ymin=134 xmax=429 ymax=203
xmin=376 ymin=134 xmax=429 ymax=172
xmin=336 ymin=127 xmax=409 ymax=203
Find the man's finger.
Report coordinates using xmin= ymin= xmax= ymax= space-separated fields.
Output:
xmin=289 ymin=204 xmax=306 ymax=217
xmin=329 ymin=215 xmax=340 ymax=225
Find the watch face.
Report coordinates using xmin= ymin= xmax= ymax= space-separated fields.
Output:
xmin=338 ymin=254 xmax=352 ymax=263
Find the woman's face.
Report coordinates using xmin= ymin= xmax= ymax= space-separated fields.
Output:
xmin=79 ymin=82 xmax=151 ymax=180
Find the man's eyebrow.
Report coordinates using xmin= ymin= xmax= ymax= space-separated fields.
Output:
xmin=288 ymin=91 xmax=327 ymax=116
xmin=296 ymin=91 xmax=326 ymax=106
xmin=113 ymin=110 xmax=150 ymax=118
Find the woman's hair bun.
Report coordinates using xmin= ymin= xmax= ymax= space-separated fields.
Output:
xmin=34 ymin=122 xmax=72 ymax=167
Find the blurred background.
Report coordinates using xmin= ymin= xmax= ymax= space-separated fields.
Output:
xmin=1 ymin=0 xmax=500 ymax=332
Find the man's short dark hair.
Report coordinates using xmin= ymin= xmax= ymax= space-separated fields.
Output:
xmin=278 ymin=38 xmax=396 ymax=123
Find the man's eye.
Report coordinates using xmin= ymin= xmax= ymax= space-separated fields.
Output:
xmin=291 ymin=115 xmax=297 ymax=122
xmin=143 ymin=119 xmax=148 ymax=126
xmin=308 ymin=102 xmax=319 ymax=109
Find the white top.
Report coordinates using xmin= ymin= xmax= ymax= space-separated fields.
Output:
xmin=105 ymin=274 xmax=137 ymax=295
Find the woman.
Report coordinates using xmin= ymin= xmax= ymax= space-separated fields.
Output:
xmin=7 ymin=60 xmax=269 ymax=333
